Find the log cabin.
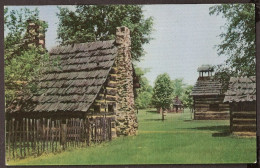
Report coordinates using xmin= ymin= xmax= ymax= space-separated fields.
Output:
xmin=172 ymin=96 xmax=183 ymax=113
xmin=190 ymin=65 xmax=229 ymax=120
xmin=224 ymin=76 xmax=256 ymax=136
xmin=31 ymin=26 xmax=139 ymax=138
xmin=5 ymin=20 xmax=140 ymax=158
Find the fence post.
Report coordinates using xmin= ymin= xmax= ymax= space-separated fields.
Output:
xmin=7 ymin=119 xmax=11 ymax=160
xmin=61 ymin=119 xmax=67 ymax=150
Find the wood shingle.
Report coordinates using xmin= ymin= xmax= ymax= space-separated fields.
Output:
xmin=33 ymin=40 xmax=117 ymax=113
xmin=190 ymin=78 xmax=223 ymax=96
xmin=223 ymin=76 xmax=256 ymax=103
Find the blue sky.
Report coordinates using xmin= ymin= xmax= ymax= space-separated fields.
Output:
xmin=5 ymin=5 xmax=227 ymax=86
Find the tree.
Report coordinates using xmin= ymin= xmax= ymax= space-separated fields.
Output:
xmin=4 ymin=8 xmax=48 ymax=51
xmin=4 ymin=7 xmax=8 ymax=26
xmin=180 ymin=85 xmax=193 ymax=110
xmin=4 ymin=7 xmax=49 ymax=107
xmin=152 ymin=73 xmax=174 ymax=110
xmin=56 ymin=5 xmax=153 ymax=61
xmin=209 ymin=4 xmax=255 ymax=79
xmin=172 ymin=78 xmax=186 ymax=97
xmin=134 ymin=67 xmax=153 ymax=109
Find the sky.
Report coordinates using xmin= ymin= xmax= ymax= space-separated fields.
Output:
xmin=5 ymin=5 xmax=227 ymax=86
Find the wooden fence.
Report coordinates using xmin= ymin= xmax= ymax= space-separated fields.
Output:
xmin=5 ymin=117 xmax=113 ymax=160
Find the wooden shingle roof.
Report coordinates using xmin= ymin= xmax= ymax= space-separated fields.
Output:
xmin=224 ymin=76 xmax=256 ymax=103
xmin=32 ymin=40 xmax=117 ymax=113
xmin=190 ymin=77 xmax=223 ymax=96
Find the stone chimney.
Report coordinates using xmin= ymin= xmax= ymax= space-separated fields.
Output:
xmin=116 ymin=26 xmax=131 ymax=47
xmin=114 ymin=26 xmax=138 ymax=137
xmin=25 ymin=19 xmax=45 ymax=48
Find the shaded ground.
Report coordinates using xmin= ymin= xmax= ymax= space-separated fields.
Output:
xmin=8 ymin=108 xmax=256 ymax=165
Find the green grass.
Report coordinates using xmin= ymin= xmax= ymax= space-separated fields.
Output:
xmin=8 ymin=109 xmax=256 ymax=165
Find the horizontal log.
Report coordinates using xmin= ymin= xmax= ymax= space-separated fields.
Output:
xmin=232 ymin=111 xmax=256 ymax=114
xmin=109 ymin=74 xmax=117 ymax=81
xmin=107 ymin=81 xmax=117 ymax=88
xmin=194 ymin=97 xmax=224 ymax=101
xmin=106 ymin=95 xmax=116 ymax=101
xmin=194 ymin=115 xmax=229 ymax=120
xmin=87 ymin=113 xmax=115 ymax=118
xmin=219 ymin=104 xmax=230 ymax=107
xmin=195 ymin=100 xmax=225 ymax=104
xmin=195 ymin=115 xmax=230 ymax=119
xmin=194 ymin=108 xmax=209 ymax=112
xmin=197 ymin=108 xmax=226 ymax=112
xmin=94 ymin=100 xmax=106 ymax=104
xmin=232 ymin=132 xmax=256 ymax=136
xmin=232 ymin=119 xmax=256 ymax=125
xmin=231 ymin=125 xmax=256 ymax=132
xmin=194 ymin=111 xmax=230 ymax=120
xmin=194 ymin=108 xmax=209 ymax=110
xmin=106 ymin=101 xmax=116 ymax=106
xmin=195 ymin=104 xmax=209 ymax=107
xmin=219 ymin=108 xmax=230 ymax=111
xmin=232 ymin=111 xmax=256 ymax=119
xmin=195 ymin=111 xmax=229 ymax=114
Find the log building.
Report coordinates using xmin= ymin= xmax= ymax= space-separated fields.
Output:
xmin=5 ymin=20 xmax=139 ymax=159
xmin=224 ymin=76 xmax=256 ymax=136
xmin=190 ymin=65 xmax=229 ymax=120
xmin=172 ymin=96 xmax=183 ymax=113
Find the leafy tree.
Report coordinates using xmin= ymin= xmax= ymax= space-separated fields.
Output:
xmin=152 ymin=73 xmax=174 ymax=110
xmin=172 ymin=78 xmax=186 ymax=97
xmin=209 ymin=4 xmax=255 ymax=82
xmin=180 ymin=85 xmax=193 ymax=110
xmin=4 ymin=7 xmax=49 ymax=107
xmin=5 ymin=47 xmax=49 ymax=104
xmin=56 ymin=5 xmax=153 ymax=61
xmin=4 ymin=7 xmax=8 ymax=26
xmin=134 ymin=67 xmax=153 ymax=109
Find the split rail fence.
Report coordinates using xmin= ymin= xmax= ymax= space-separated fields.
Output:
xmin=5 ymin=117 xmax=113 ymax=160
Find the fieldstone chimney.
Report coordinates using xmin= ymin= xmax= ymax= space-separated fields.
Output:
xmin=25 ymin=19 xmax=45 ymax=48
xmin=114 ymin=26 xmax=138 ymax=137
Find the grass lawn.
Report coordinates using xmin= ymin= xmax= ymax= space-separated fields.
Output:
xmin=8 ymin=109 xmax=256 ymax=165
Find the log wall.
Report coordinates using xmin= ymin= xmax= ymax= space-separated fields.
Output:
xmin=87 ymin=26 xmax=138 ymax=137
xmin=193 ymin=96 xmax=230 ymax=120
xmin=230 ymin=102 xmax=256 ymax=136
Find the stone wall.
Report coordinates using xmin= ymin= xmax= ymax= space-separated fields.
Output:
xmin=114 ymin=27 xmax=138 ymax=136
